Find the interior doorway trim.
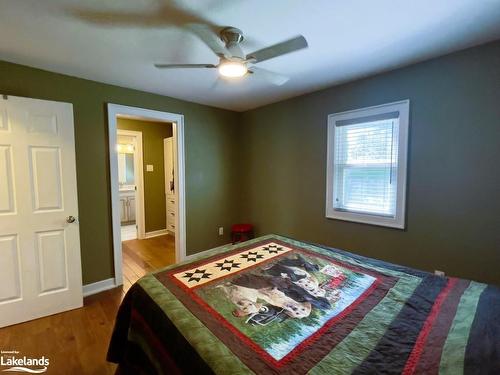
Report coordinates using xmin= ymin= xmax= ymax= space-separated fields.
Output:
xmin=107 ymin=103 xmax=186 ymax=286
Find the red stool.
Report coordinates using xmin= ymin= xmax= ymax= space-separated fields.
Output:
xmin=231 ymin=224 xmax=254 ymax=244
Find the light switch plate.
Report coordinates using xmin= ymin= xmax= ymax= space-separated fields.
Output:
xmin=146 ymin=164 xmax=154 ymax=172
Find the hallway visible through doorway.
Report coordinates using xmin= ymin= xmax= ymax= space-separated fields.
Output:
xmin=114 ymin=113 xmax=178 ymax=285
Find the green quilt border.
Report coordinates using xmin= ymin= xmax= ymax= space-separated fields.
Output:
xmin=139 ymin=275 xmax=254 ymax=375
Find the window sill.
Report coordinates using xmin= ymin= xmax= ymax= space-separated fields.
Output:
xmin=325 ymin=209 xmax=405 ymax=229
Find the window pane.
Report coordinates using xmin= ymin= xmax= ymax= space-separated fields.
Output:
xmin=333 ymin=119 xmax=399 ymax=217
xmin=341 ymin=166 xmax=396 ymax=215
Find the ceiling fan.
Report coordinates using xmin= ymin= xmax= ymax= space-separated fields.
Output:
xmin=155 ymin=25 xmax=308 ymax=86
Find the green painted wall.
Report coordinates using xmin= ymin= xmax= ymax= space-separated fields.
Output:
xmin=0 ymin=60 xmax=241 ymax=285
xmin=117 ymin=118 xmax=172 ymax=233
xmin=2 ymin=40 xmax=498 ymax=287
xmin=240 ymin=41 xmax=500 ymax=285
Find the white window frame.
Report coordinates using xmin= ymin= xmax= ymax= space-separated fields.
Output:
xmin=326 ymin=100 xmax=410 ymax=229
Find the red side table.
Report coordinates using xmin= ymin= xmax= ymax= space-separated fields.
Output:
xmin=231 ymin=224 xmax=254 ymax=244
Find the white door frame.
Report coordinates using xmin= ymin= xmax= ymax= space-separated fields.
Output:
xmin=116 ymin=129 xmax=144 ymax=239
xmin=107 ymin=103 xmax=186 ymax=286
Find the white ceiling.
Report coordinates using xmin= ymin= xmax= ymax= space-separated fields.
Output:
xmin=1 ymin=0 xmax=500 ymax=111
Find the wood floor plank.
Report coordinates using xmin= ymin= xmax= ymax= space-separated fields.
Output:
xmin=0 ymin=234 xmax=175 ymax=375
xmin=125 ymin=256 xmax=148 ymax=278
xmin=99 ymin=288 xmax=124 ymax=323
xmin=122 ymin=261 xmax=140 ymax=285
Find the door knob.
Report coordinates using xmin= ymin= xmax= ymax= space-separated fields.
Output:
xmin=66 ymin=216 xmax=76 ymax=223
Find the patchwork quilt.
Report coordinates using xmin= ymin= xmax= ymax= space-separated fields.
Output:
xmin=107 ymin=235 xmax=500 ymax=374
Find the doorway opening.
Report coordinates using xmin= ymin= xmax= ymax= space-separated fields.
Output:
xmin=107 ymin=104 xmax=186 ymax=288
xmin=117 ymin=129 xmax=141 ymax=241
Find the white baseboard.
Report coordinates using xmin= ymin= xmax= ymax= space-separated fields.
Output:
xmin=182 ymin=242 xmax=232 ymax=262
xmin=82 ymin=278 xmax=116 ymax=297
xmin=145 ymin=229 xmax=168 ymax=238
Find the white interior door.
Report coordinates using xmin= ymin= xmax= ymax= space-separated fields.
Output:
xmin=164 ymin=138 xmax=174 ymax=197
xmin=164 ymin=137 xmax=176 ymax=234
xmin=0 ymin=95 xmax=83 ymax=328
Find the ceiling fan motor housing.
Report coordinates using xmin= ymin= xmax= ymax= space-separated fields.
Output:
xmin=220 ymin=27 xmax=245 ymax=59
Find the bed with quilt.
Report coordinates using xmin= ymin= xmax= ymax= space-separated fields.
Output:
xmin=107 ymin=234 xmax=500 ymax=374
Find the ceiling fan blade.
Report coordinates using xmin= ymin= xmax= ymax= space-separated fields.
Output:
xmin=155 ymin=63 xmax=216 ymax=69
xmin=69 ymin=8 xmax=167 ymax=27
xmin=69 ymin=3 xmax=219 ymax=30
xmin=248 ymin=66 xmax=289 ymax=86
xmin=187 ymin=24 xmax=230 ymax=58
xmin=246 ymin=35 xmax=308 ymax=63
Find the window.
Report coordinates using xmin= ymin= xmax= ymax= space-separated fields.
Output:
xmin=326 ymin=100 xmax=409 ymax=228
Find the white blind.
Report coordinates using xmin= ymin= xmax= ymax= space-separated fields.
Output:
xmin=333 ymin=117 xmax=399 ymax=217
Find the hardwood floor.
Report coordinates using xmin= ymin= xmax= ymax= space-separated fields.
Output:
xmin=121 ymin=234 xmax=176 ymax=295
xmin=0 ymin=234 xmax=175 ymax=375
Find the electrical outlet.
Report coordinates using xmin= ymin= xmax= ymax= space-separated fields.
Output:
xmin=218 ymin=227 xmax=224 ymax=236
xmin=146 ymin=164 xmax=154 ymax=172
xmin=434 ymin=270 xmax=445 ymax=277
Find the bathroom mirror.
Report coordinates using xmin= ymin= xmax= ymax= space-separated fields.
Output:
xmin=118 ymin=152 xmax=135 ymax=185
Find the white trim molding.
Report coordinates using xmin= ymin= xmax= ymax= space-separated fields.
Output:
xmin=145 ymin=229 xmax=169 ymax=238
xmin=107 ymin=103 xmax=187 ymax=286
xmin=82 ymin=278 xmax=116 ymax=297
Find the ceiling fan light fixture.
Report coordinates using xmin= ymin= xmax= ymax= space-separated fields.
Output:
xmin=154 ymin=26 xmax=307 ymax=86
xmin=218 ymin=61 xmax=247 ymax=78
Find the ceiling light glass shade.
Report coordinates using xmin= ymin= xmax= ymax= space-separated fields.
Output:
xmin=218 ymin=61 xmax=248 ymax=78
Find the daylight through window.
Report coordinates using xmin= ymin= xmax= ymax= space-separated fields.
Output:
xmin=326 ymin=101 xmax=409 ymax=228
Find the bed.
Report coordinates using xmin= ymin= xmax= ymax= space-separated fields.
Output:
xmin=107 ymin=234 xmax=500 ymax=374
